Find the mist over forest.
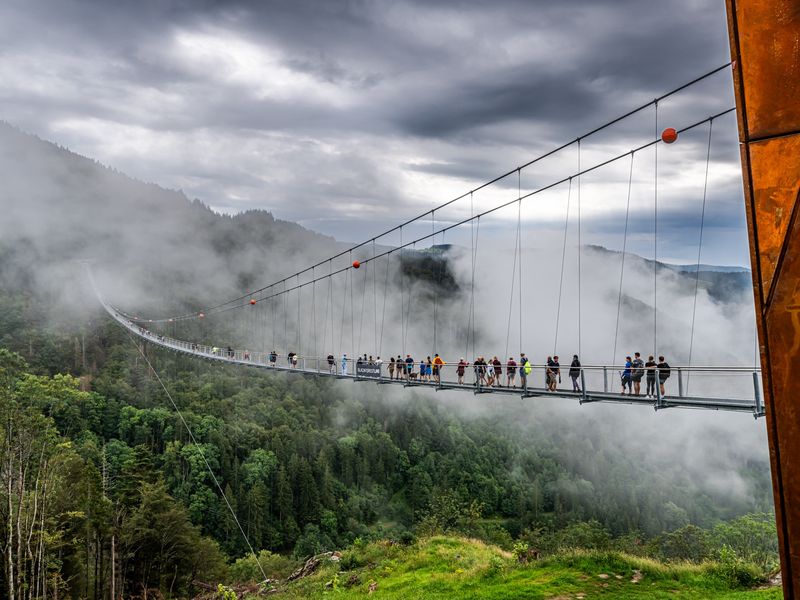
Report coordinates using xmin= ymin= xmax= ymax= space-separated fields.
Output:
xmin=0 ymin=122 xmax=776 ymax=597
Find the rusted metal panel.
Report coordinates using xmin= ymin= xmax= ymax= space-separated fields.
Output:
xmin=750 ymin=136 xmax=800 ymax=295
xmin=735 ymin=1 xmax=800 ymax=139
xmin=727 ymin=1 xmax=800 ymax=597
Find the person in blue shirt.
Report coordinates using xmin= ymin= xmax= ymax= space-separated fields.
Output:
xmin=621 ymin=356 xmax=633 ymax=395
xmin=341 ymin=353 xmax=348 ymax=376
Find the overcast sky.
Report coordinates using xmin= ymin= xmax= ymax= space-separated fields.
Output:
xmin=0 ymin=0 xmax=750 ymax=265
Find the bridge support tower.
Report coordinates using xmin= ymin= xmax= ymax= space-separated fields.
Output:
xmin=726 ymin=1 xmax=800 ymax=596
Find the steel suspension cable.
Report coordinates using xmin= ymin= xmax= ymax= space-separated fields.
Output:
xmin=122 ymin=331 xmax=268 ymax=581
xmin=138 ymin=64 xmax=733 ymax=325
xmin=140 ymin=110 xmax=734 ymax=328
xmin=687 ymin=119 xmax=715 ymax=394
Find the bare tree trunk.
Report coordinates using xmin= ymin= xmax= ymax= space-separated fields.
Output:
xmin=110 ymin=534 xmax=115 ymax=600
xmin=7 ymin=468 xmax=16 ymax=600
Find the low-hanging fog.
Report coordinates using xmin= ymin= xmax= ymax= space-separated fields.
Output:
xmin=0 ymin=119 xmax=771 ymax=522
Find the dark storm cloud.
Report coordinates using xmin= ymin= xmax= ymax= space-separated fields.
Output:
xmin=0 ymin=0 xmax=744 ymax=263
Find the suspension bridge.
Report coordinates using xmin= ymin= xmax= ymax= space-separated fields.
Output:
xmin=88 ymin=62 xmax=766 ymax=418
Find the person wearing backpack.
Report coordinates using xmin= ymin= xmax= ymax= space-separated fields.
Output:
xmin=657 ymin=356 xmax=671 ymax=396
xmin=632 ymin=352 xmax=645 ymax=396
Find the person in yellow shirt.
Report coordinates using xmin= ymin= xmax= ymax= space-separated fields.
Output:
xmin=433 ymin=353 xmax=445 ymax=384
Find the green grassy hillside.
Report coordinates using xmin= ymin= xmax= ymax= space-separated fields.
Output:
xmin=270 ymin=536 xmax=780 ymax=599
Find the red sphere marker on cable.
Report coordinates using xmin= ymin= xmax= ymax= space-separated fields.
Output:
xmin=352 ymin=260 xmax=361 ymax=269
xmin=661 ymin=127 xmax=678 ymax=144
xmin=250 ymin=298 xmax=257 ymax=305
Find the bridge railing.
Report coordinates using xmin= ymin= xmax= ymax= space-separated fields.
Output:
xmin=110 ymin=306 xmax=764 ymax=416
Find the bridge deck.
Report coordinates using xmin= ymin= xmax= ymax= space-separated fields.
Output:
xmin=97 ymin=297 xmax=764 ymax=417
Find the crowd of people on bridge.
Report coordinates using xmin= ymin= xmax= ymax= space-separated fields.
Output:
xmin=129 ymin=317 xmax=673 ymax=397
xmin=309 ymin=351 xmax=672 ymax=396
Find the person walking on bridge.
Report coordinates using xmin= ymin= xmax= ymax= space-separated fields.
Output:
xmin=327 ymin=353 xmax=335 ymax=374
xmin=492 ymin=357 xmax=502 ymax=387
xmin=657 ymin=356 xmax=671 ymax=397
xmin=569 ymin=355 xmax=581 ymax=392
xmin=433 ymin=354 xmax=444 ymax=384
xmin=506 ymin=357 xmax=517 ymax=388
xmin=621 ymin=356 xmax=633 ymax=395
xmin=341 ymin=353 xmax=348 ymax=376
xmin=405 ymin=354 xmax=414 ymax=380
xmin=632 ymin=352 xmax=644 ymax=396
xmin=457 ymin=358 xmax=467 ymax=385
xmin=519 ymin=353 xmax=530 ymax=390
xmin=645 ymin=355 xmax=657 ymax=397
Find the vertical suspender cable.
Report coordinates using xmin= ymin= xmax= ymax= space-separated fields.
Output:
xmin=378 ymin=250 xmax=391 ymax=357
xmin=577 ymin=139 xmax=582 ymax=357
xmin=296 ymin=275 xmax=301 ymax=356
xmin=687 ymin=119 xmax=714 ymax=394
xmin=554 ymin=179 xmax=573 ymax=354
xmin=400 ymin=227 xmax=405 ymax=357
xmin=518 ymin=169 xmax=523 ymax=356
xmin=357 ymin=255 xmax=369 ymax=356
xmin=431 ymin=211 xmax=437 ymax=354
xmin=403 ymin=242 xmax=415 ymax=354
xmin=372 ymin=240 xmax=378 ymax=356
xmin=470 ymin=218 xmax=481 ymax=360
xmin=467 ymin=193 xmax=474 ymax=358
xmin=505 ymin=174 xmax=522 ymax=360
xmin=339 ymin=269 xmax=349 ymax=361
xmin=283 ymin=280 xmax=288 ymax=354
xmin=349 ymin=253 xmax=355 ymax=360
xmin=271 ymin=285 xmax=276 ymax=351
xmin=654 ymin=100 xmax=659 ymax=356
xmin=612 ymin=152 xmax=636 ymax=366
xmin=312 ymin=267 xmax=317 ymax=361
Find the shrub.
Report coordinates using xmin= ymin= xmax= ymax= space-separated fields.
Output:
xmin=710 ymin=545 xmax=763 ymax=588
xmin=654 ymin=524 xmax=711 ymax=563
xmin=398 ymin=530 xmax=416 ymax=546
xmin=712 ymin=513 xmax=779 ymax=573
xmin=486 ymin=554 xmax=505 ymax=577
xmin=230 ymin=550 xmax=298 ymax=581
xmin=293 ymin=524 xmax=335 ymax=559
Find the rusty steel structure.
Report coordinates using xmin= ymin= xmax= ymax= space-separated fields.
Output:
xmin=726 ymin=1 xmax=800 ymax=596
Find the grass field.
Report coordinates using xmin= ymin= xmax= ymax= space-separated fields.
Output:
xmin=276 ymin=536 xmax=782 ymax=599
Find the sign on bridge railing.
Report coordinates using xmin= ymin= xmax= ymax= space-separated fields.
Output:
xmin=356 ymin=363 xmax=382 ymax=379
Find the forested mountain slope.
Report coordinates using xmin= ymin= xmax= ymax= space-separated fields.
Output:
xmin=0 ymin=123 xmax=778 ymax=599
